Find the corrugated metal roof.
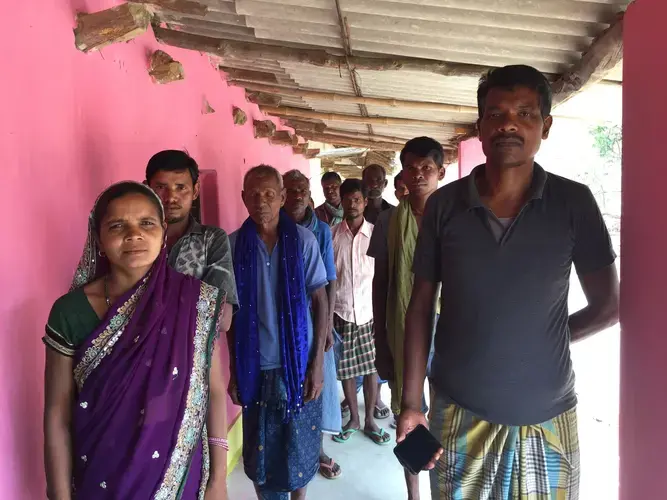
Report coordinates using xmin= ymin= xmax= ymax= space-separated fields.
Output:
xmin=151 ymin=0 xmax=629 ymax=170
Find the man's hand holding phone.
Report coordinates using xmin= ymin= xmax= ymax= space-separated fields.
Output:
xmin=395 ymin=409 xmax=444 ymax=474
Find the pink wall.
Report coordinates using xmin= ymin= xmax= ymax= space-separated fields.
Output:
xmin=620 ymin=1 xmax=667 ymax=498
xmin=457 ymin=138 xmax=486 ymax=177
xmin=0 ymin=1 xmax=309 ymax=497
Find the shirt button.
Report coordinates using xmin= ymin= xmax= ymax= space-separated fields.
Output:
xmin=267 ymin=261 xmax=270 ymax=266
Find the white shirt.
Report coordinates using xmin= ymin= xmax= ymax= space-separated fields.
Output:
xmin=331 ymin=219 xmax=375 ymax=325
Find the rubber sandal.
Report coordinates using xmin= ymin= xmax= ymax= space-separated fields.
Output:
xmin=390 ymin=416 xmax=398 ymax=429
xmin=374 ymin=404 xmax=391 ymax=420
xmin=365 ymin=427 xmax=392 ymax=446
xmin=332 ymin=428 xmax=359 ymax=443
xmin=319 ymin=458 xmax=342 ymax=479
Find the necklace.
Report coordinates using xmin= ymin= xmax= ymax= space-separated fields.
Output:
xmin=104 ymin=276 xmax=112 ymax=307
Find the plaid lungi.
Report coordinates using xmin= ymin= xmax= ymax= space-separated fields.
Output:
xmin=429 ymin=394 xmax=580 ymax=500
xmin=334 ymin=314 xmax=376 ymax=380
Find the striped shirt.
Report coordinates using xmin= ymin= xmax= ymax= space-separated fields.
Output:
xmin=331 ymin=219 xmax=374 ymax=325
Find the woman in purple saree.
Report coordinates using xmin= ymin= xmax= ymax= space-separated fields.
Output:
xmin=43 ymin=182 xmax=228 ymax=500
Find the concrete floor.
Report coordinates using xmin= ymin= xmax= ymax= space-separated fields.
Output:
xmin=228 ymin=325 xmax=620 ymax=500
xmin=227 ymin=385 xmax=431 ymax=500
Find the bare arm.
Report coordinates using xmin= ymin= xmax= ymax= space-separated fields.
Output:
xmin=44 ymin=350 xmax=74 ymax=500
xmin=570 ymin=263 xmax=620 ymax=343
xmin=325 ymin=279 xmax=337 ymax=351
xmin=305 ymin=286 xmax=328 ymax=402
xmin=219 ymin=303 xmax=232 ymax=334
xmin=206 ymin=342 xmax=228 ymax=492
xmin=402 ymin=277 xmax=438 ymax=412
xmin=372 ymin=259 xmax=393 ymax=381
xmin=225 ymin=322 xmax=240 ymax=406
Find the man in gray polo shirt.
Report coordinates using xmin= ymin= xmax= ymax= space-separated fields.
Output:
xmin=397 ymin=65 xmax=619 ymax=499
xmin=146 ymin=150 xmax=238 ymax=333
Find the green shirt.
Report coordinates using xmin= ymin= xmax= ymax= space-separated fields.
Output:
xmin=44 ymin=288 xmax=100 ymax=357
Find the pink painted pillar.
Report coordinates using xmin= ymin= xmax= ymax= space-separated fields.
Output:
xmin=457 ymin=138 xmax=485 ymax=178
xmin=620 ymin=2 xmax=667 ymax=499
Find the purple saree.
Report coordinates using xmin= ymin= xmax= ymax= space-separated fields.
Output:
xmin=68 ymin=183 xmax=224 ymax=500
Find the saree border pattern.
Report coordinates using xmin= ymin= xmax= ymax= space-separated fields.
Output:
xmin=155 ymin=282 xmax=219 ymax=500
xmin=73 ymin=278 xmax=148 ymax=391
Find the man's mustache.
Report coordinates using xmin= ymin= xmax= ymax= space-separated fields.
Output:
xmin=492 ymin=134 xmax=524 ymax=145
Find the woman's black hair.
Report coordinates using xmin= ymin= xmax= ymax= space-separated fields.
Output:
xmin=93 ymin=182 xmax=164 ymax=235
xmin=145 ymin=150 xmax=200 ymax=185
xmin=340 ymin=178 xmax=368 ymax=199
xmin=477 ymin=65 xmax=552 ymax=119
xmin=399 ymin=137 xmax=445 ymax=168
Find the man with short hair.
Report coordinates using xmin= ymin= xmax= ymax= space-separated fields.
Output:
xmin=315 ymin=172 xmax=343 ymax=226
xmin=228 ymin=165 xmax=329 ymax=500
xmin=330 ymin=179 xmax=390 ymax=447
xmin=399 ymin=65 xmax=620 ymax=499
xmin=368 ymin=137 xmax=446 ymax=500
xmin=283 ymin=169 xmax=342 ymax=480
xmin=146 ymin=149 xmax=237 ymax=331
xmin=362 ymin=164 xmax=394 ymax=224
xmin=394 ymin=171 xmax=409 ymax=201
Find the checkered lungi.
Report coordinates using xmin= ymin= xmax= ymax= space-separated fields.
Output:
xmin=333 ymin=314 xmax=376 ymax=380
xmin=429 ymin=393 xmax=580 ymax=500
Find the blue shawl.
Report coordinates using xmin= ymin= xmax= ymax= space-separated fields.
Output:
xmin=302 ymin=206 xmax=319 ymax=234
xmin=233 ymin=211 xmax=310 ymax=418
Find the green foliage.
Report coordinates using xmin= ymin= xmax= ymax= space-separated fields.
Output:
xmin=590 ymin=124 xmax=622 ymax=164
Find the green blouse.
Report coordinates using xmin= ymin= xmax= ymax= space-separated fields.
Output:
xmin=44 ymin=285 xmax=224 ymax=358
xmin=43 ymin=288 xmax=101 ymax=357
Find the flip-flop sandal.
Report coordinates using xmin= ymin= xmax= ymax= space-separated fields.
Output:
xmin=319 ymin=458 xmax=342 ymax=479
xmin=341 ymin=403 xmax=351 ymax=419
xmin=365 ymin=428 xmax=391 ymax=446
xmin=332 ymin=428 xmax=359 ymax=443
xmin=390 ymin=416 xmax=398 ymax=429
xmin=374 ymin=405 xmax=391 ymax=420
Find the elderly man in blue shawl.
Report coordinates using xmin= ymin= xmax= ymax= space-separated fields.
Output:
xmin=283 ymin=169 xmax=342 ymax=480
xmin=228 ymin=165 xmax=329 ymax=500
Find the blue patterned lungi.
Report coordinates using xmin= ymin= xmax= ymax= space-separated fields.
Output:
xmin=243 ymin=369 xmax=322 ymax=499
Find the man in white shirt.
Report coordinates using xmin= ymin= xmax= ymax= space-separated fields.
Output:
xmin=331 ymin=179 xmax=391 ymax=446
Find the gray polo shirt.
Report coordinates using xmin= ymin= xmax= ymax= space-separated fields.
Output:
xmin=168 ymin=218 xmax=238 ymax=307
xmin=413 ymin=164 xmax=616 ymax=425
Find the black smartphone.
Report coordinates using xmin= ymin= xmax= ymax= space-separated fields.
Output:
xmin=393 ymin=424 xmax=443 ymax=475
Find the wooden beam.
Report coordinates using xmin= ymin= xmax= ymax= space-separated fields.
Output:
xmin=270 ymin=130 xmax=299 ymax=147
xmin=259 ymin=105 xmax=461 ymax=129
xmin=308 ymin=128 xmax=407 ymax=145
xmin=153 ymin=27 xmax=493 ymax=78
xmin=221 ymin=67 xmax=279 ymax=84
xmin=305 ymin=149 xmax=321 ymax=159
xmin=300 ymin=132 xmax=402 ymax=151
xmin=293 ymin=144 xmax=308 ymax=155
xmin=74 ymin=3 xmax=151 ymax=53
xmin=246 ymin=91 xmax=282 ymax=107
xmin=552 ymin=13 xmax=624 ymax=107
xmin=232 ymin=82 xmax=478 ymax=113
xmin=284 ymin=119 xmax=327 ymax=134
xmin=134 ymin=0 xmax=207 ymax=16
